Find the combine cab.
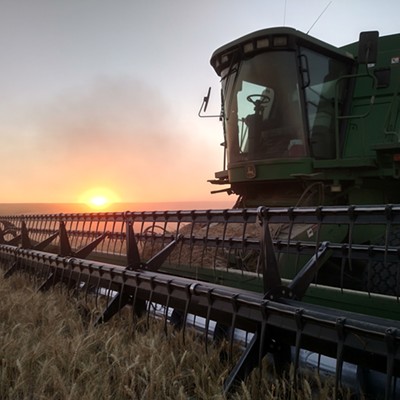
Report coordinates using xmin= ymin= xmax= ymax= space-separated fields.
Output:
xmin=209 ymin=27 xmax=400 ymax=209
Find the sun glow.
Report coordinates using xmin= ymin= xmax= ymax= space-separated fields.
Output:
xmin=90 ymin=195 xmax=109 ymax=208
xmin=79 ymin=188 xmax=120 ymax=210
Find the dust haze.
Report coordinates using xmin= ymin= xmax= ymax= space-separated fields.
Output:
xmin=0 ymin=76 xmax=219 ymax=202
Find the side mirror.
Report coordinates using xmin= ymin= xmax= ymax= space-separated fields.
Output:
xmin=198 ymin=87 xmax=212 ymax=117
xmin=358 ymin=31 xmax=379 ymax=64
xmin=198 ymin=87 xmax=222 ymax=119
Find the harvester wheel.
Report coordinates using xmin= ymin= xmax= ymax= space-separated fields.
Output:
xmin=363 ymin=228 xmax=400 ymax=296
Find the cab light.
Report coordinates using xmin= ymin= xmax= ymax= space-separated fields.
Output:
xmin=256 ymin=38 xmax=270 ymax=49
xmin=221 ymin=54 xmax=230 ymax=64
xmin=243 ymin=41 xmax=254 ymax=53
xmin=393 ymin=154 xmax=400 ymax=162
xmin=273 ymin=36 xmax=288 ymax=47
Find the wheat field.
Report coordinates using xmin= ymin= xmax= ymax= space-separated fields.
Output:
xmin=0 ymin=273 xmax=352 ymax=399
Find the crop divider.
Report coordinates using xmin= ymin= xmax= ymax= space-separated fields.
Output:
xmin=95 ymin=218 xmax=182 ymax=325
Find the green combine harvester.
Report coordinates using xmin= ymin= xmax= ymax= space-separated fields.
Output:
xmin=1 ymin=27 xmax=400 ymax=399
xmin=205 ymin=26 xmax=400 ymax=296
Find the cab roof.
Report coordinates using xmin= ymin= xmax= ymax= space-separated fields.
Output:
xmin=210 ymin=27 xmax=354 ymax=76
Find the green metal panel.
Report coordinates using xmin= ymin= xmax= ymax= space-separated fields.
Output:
xmin=304 ymin=285 xmax=400 ymax=321
xmin=228 ymin=159 xmax=314 ymax=183
xmin=341 ymin=34 xmax=400 ymax=163
xmin=161 ymin=265 xmax=400 ymax=321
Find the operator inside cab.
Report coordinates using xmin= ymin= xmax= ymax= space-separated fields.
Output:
xmin=243 ymin=86 xmax=305 ymax=159
xmin=223 ymin=51 xmax=306 ymax=164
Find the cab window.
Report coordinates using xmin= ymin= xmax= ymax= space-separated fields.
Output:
xmin=223 ymin=51 xmax=306 ymax=164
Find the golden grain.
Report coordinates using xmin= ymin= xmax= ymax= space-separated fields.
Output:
xmin=0 ymin=273 xmax=356 ymax=399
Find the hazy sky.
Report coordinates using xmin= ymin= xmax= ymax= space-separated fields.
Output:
xmin=1 ymin=0 xmax=399 ymax=205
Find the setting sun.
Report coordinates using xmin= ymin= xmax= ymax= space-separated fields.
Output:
xmin=90 ymin=195 xmax=109 ymax=208
xmin=79 ymin=188 xmax=120 ymax=210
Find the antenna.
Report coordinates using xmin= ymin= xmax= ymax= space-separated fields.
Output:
xmin=306 ymin=1 xmax=332 ymax=34
xmin=283 ymin=0 xmax=287 ymax=26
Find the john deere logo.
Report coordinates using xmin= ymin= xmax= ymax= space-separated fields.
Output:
xmin=246 ymin=164 xmax=256 ymax=179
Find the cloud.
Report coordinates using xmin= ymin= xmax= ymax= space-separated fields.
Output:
xmin=33 ymin=76 xmax=176 ymax=155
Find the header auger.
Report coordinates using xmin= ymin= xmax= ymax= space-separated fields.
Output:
xmin=2 ymin=27 xmax=400 ymax=398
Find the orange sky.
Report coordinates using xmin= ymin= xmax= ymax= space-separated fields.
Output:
xmin=1 ymin=78 xmax=226 ymax=204
xmin=1 ymin=1 xmax=398 ymax=206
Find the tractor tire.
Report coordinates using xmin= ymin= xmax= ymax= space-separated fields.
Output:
xmin=363 ymin=228 xmax=400 ymax=296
